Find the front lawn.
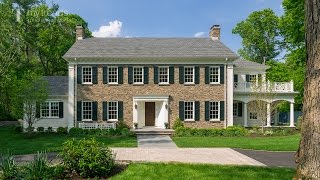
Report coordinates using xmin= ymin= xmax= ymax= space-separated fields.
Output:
xmin=172 ymin=134 xmax=300 ymax=151
xmin=110 ymin=163 xmax=295 ymax=180
xmin=0 ymin=126 xmax=137 ymax=155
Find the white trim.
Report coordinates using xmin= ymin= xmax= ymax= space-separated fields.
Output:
xmin=82 ymin=101 xmax=93 ymax=121
xmin=40 ymin=101 xmax=60 ymax=118
xmin=107 ymin=66 xmax=118 ymax=84
xmin=133 ymin=66 xmax=144 ymax=84
xmin=107 ymin=101 xmax=118 ymax=121
xmin=184 ymin=101 xmax=195 ymax=121
xmin=209 ymin=66 xmax=220 ymax=84
xmin=209 ymin=101 xmax=220 ymax=122
xmin=82 ymin=66 xmax=93 ymax=84
xmin=184 ymin=66 xmax=195 ymax=84
xmin=158 ymin=66 xmax=169 ymax=84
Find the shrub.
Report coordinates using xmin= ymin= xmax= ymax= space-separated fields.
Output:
xmin=174 ymin=126 xmax=248 ymax=137
xmin=116 ymin=121 xmax=129 ymax=130
xmin=46 ymin=127 xmax=53 ymax=132
xmin=173 ymin=118 xmax=184 ymax=130
xmin=223 ymin=126 xmax=248 ymax=137
xmin=69 ymin=127 xmax=83 ymax=136
xmin=47 ymin=165 xmax=67 ymax=179
xmin=36 ymin=127 xmax=44 ymax=132
xmin=13 ymin=125 xmax=23 ymax=134
xmin=0 ymin=154 xmax=18 ymax=179
xmin=121 ymin=128 xmax=130 ymax=136
xmin=23 ymin=152 xmax=50 ymax=179
xmin=57 ymin=127 xmax=68 ymax=135
xmin=60 ymin=138 xmax=115 ymax=178
xmin=296 ymin=116 xmax=302 ymax=130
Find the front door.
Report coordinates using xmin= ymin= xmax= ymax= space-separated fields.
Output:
xmin=145 ymin=102 xmax=155 ymax=126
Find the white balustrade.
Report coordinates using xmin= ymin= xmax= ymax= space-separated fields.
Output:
xmin=233 ymin=81 xmax=293 ymax=92
xmin=79 ymin=122 xmax=116 ymax=130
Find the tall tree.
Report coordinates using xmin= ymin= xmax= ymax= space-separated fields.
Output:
xmin=295 ymin=0 xmax=320 ymax=178
xmin=232 ymin=8 xmax=281 ymax=63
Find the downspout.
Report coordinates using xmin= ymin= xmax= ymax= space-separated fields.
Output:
xmin=224 ymin=58 xmax=228 ymax=128
xmin=74 ymin=58 xmax=77 ymax=128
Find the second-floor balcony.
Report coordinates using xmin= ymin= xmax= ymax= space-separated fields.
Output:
xmin=234 ymin=80 xmax=294 ymax=93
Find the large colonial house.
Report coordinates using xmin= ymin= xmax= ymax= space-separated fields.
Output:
xmin=26 ymin=25 xmax=298 ymax=130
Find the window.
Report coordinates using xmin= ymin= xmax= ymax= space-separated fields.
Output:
xmin=249 ymin=75 xmax=257 ymax=82
xmin=159 ymin=66 xmax=169 ymax=84
xmin=82 ymin=101 xmax=92 ymax=120
xmin=209 ymin=101 xmax=219 ymax=120
xmin=184 ymin=101 xmax=194 ymax=120
xmin=249 ymin=112 xmax=257 ymax=119
xmin=184 ymin=67 xmax=194 ymax=84
xmin=41 ymin=102 xmax=59 ymax=118
xmin=233 ymin=103 xmax=238 ymax=116
xmin=82 ymin=66 xmax=92 ymax=84
xmin=133 ymin=67 xmax=143 ymax=84
xmin=108 ymin=67 xmax=118 ymax=84
xmin=209 ymin=66 xmax=220 ymax=84
xmin=108 ymin=101 xmax=118 ymax=120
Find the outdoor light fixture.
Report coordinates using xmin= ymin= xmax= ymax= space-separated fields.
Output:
xmin=135 ymin=103 xmax=138 ymax=109
xmin=165 ymin=103 xmax=168 ymax=109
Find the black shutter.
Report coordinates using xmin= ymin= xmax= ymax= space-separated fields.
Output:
xmin=179 ymin=101 xmax=185 ymax=121
xmin=220 ymin=101 xmax=225 ymax=121
xmin=154 ymin=66 xmax=158 ymax=84
xmin=77 ymin=101 xmax=82 ymax=121
xmin=118 ymin=101 xmax=123 ymax=120
xmin=169 ymin=66 xmax=174 ymax=84
xmin=92 ymin=101 xmax=98 ymax=121
xmin=195 ymin=101 xmax=200 ymax=121
xmin=103 ymin=66 xmax=108 ymax=84
xmin=205 ymin=66 xmax=209 ymax=84
xmin=195 ymin=66 xmax=200 ymax=84
xmin=92 ymin=66 xmax=98 ymax=84
xmin=36 ymin=102 xmax=40 ymax=118
xmin=144 ymin=67 xmax=149 ymax=84
xmin=220 ymin=65 xmax=225 ymax=84
xmin=128 ymin=67 xmax=133 ymax=84
xmin=103 ymin=102 xmax=108 ymax=120
xmin=238 ymin=102 xmax=243 ymax=117
xmin=179 ymin=66 xmax=184 ymax=84
xmin=234 ymin=74 xmax=238 ymax=83
xmin=77 ymin=66 xmax=82 ymax=84
xmin=59 ymin=102 xmax=63 ymax=118
xmin=246 ymin=74 xmax=250 ymax=82
xmin=118 ymin=66 xmax=123 ymax=84
xmin=205 ymin=101 xmax=209 ymax=121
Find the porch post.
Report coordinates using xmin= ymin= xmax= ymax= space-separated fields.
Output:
xmin=266 ymin=103 xmax=271 ymax=127
xmin=67 ymin=64 xmax=75 ymax=130
xmin=243 ymin=102 xmax=248 ymax=127
xmin=227 ymin=64 xmax=234 ymax=126
xmin=290 ymin=102 xmax=295 ymax=127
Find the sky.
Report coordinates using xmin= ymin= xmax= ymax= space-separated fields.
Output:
xmin=47 ymin=0 xmax=284 ymax=53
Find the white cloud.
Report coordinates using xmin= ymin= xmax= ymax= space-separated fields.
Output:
xmin=93 ymin=20 xmax=122 ymax=37
xmin=194 ymin=32 xmax=205 ymax=38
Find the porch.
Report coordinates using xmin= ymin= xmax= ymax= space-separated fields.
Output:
xmin=234 ymin=81 xmax=294 ymax=93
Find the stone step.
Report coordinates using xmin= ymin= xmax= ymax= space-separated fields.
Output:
xmin=132 ymin=129 xmax=175 ymax=135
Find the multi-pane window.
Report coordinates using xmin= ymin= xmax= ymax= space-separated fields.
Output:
xmin=209 ymin=67 xmax=220 ymax=84
xmin=184 ymin=101 xmax=194 ymax=120
xmin=209 ymin=101 xmax=219 ymax=120
xmin=82 ymin=101 xmax=92 ymax=120
xmin=133 ymin=67 xmax=143 ymax=84
xmin=249 ymin=75 xmax=257 ymax=82
xmin=233 ymin=103 xmax=238 ymax=116
xmin=184 ymin=67 xmax=194 ymax=84
xmin=159 ymin=67 xmax=169 ymax=84
xmin=108 ymin=67 xmax=118 ymax=84
xmin=41 ymin=102 xmax=59 ymax=118
xmin=249 ymin=112 xmax=257 ymax=119
xmin=82 ymin=66 xmax=92 ymax=84
xmin=108 ymin=101 xmax=118 ymax=120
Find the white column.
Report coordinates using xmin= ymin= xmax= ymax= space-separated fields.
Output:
xmin=227 ymin=64 xmax=234 ymax=126
xmin=290 ymin=102 xmax=295 ymax=127
xmin=67 ymin=64 xmax=75 ymax=130
xmin=243 ymin=102 xmax=248 ymax=127
xmin=266 ymin=103 xmax=271 ymax=127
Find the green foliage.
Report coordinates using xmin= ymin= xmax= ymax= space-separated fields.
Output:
xmin=173 ymin=118 xmax=184 ymax=130
xmin=46 ymin=127 xmax=53 ymax=132
xmin=116 ymin=121 xmax=129 ymax=130
xmin=0 ymin=153 xmax=18 ymax=180
xmin=60 ymin=138 xmax=115 ymax=178
xmin=57 ymin=127 xmax=68 ymax=135
xmin=23 ymin=152 xmax=50 ymax=180
xmin=232 ymin=8 xmax=281 ymax=63
xmin=296 ymin=116 xmax=302 ymax=130
xmin=13 ymin=125 xmax=23 ymax=134
xmin=68 ymin=127 xmax=135 ymax=137
xmin=174 ymin=126 xmax=248 ymax=137
xmin=37 ymin=127 xmax=44 ymax=132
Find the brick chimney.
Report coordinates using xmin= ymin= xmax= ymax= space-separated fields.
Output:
xmin=209 ymin=25 xmax=220 ymax=40
xmin=76 ymin=25 xmax=85 ymax=40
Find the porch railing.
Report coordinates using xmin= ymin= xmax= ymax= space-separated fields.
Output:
xmin=79 ymin=122 xmax=116 ymax=130
xmin=234 ymin=80 xmax=294 ymax=93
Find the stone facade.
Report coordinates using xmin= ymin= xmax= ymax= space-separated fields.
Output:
xmin=77 ymin=64 xmax=225 ymax=128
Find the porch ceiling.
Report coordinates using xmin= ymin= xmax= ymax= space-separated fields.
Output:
xmin=133 ymin=95 xmax=169 ymax=101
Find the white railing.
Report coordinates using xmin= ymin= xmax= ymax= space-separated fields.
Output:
xmin=79 ymin=122 xmax=116 ymax=130
xmin=234 ymin=80 xmax=294 ymax=93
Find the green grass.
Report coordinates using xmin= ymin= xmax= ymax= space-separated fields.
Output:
xmin=110 ymin=163 xmax=295 ymax=180
xmin=0 ymin=126 xmax=137 ymax=155
xmin=172 ymin=134 xmax=300 ymax=151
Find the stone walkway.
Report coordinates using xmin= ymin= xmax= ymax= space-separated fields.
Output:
xmin=112 ymin=148 xmax=265 ymax=166
xmin=137 ymin=135 xmax=177 ymax=148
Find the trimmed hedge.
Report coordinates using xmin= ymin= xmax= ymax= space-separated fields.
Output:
xmin=174 ymin=126 xmax=248 ymax=137
xmin=68 ymin=127 xmax=135 ymax=137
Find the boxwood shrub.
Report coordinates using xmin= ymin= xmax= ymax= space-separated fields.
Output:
xmin=174 ymin=126 xmax=248 ymax=137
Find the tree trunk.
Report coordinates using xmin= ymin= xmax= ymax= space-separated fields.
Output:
xmin=295 ymin=0 xmax=320 ymax=179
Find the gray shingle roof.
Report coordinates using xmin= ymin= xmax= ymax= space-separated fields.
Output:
xmin=63 ymin=38 xmax=238 ymax=59
xmin=233 ymin=59 xmax=269 ymax=69
xmin=43 ymin=76 xmax=68 ymax=96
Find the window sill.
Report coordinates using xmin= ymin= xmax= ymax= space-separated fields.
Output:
xmin=159 ymin=83 xmax=170 ymax=86
xmin=81 ymin=120 xmax=93 ymax=122
xmin=184 ymin=84 xmax=195 ymax=86
xmin=209 ymin=119 xmax=221 ymax=123
xmin=133 ymin=83 xmax=144 ymax=86
xmin=106 ymin=83 xmax=119 ymax=86
xmin=81 ymin=83 xmax=93 ymax=86
xmin=107 ymin=119 xmax=118 ymax=122
xmin=209 ymin=83 xmax=221 ymax=85
xmin=41 ymin=117 xmax=60 ymax=119
xmin=184 ymin=119 xmax=195 ymax=122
